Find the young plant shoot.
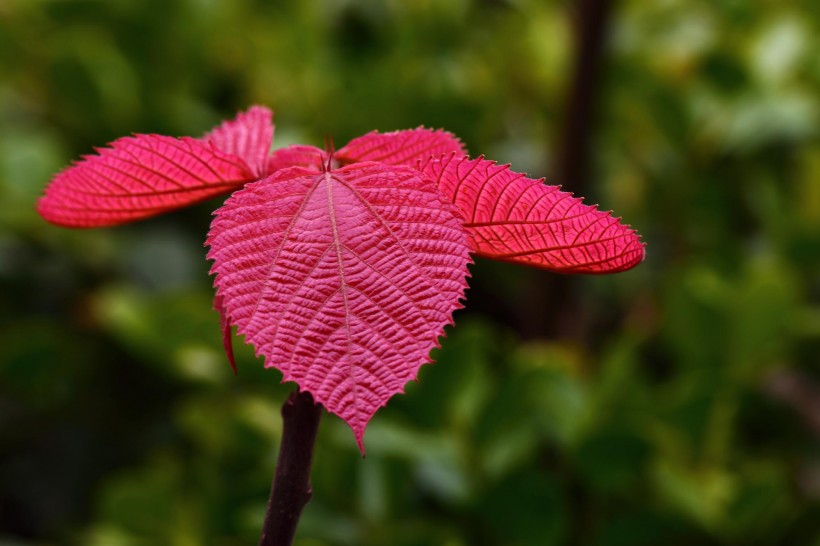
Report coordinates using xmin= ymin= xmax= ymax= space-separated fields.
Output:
xmin=38 ymin=106 xmax=643 ymax=543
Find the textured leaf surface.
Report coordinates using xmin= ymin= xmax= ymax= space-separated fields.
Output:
xmin=336 ymin=128 xmax=466 ymax=168
xmin=203 ymin=105 xmax=274 ymax=178
xmin=267 ymin=145 xmax=326 ymax=173
xmin=421 ymin=154 xmax=645 ymax=273
xmin=207 ymin=162 xmax=471 ymax=451
xmin=38 ymin=135 xmax=255 ymax=227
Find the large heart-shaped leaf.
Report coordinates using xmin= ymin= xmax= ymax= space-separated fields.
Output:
xmin=207 ymin=162 xmax=471 ymax=451
xmin=420 ymin=154 xmax=645 ymax=273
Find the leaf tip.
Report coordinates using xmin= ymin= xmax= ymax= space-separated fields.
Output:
xmin=214 ymin=293 xmax=238 ymax=375
xmin=355 ymin=430 xmax=366 ymax=456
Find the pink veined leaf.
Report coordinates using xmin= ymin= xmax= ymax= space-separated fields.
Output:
xmin=214 ymin=292 xmax=237 ymax=375
xmin=336 ymin=128 xmax=467 ymax=168
xmin=203 ymin=105 xmax=274 ymax=178
xmin=37 ymin=134 xmax=256 ymax=228
xmin=267 ymin=145 xmax=326 ymax=173
xmin=202 ymin=105 xmax=275 ymax=371
xmin=207 ymin=162 xmax=471 ymax=452
xmin=420 ymin=154 xmax=645 ymax=273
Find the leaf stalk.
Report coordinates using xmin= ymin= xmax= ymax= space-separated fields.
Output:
xmin=259 ymin=390 xmax=323 ymax=546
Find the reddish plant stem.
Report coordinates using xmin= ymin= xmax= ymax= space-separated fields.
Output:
xmin=259 ymin=390 xmax=323 ymax=546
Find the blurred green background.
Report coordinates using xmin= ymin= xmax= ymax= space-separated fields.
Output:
xmin=1 ymin=0 xmax=819 ymax=544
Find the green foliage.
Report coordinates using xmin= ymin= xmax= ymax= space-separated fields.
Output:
xmin=1 ymin=0 xmax=819 ymax=544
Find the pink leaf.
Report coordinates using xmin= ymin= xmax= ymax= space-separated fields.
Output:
xmin=336 ymin=128 xmax=466 ymax=168
xmin=207 ymin=162 xmax=471 ymax=452
xmin=38 ymin=135 xmax=256 ymax=228
xmin=267 ymin=145 xmax=326 ymax=173
xmin=214 ymin=292 xmax=237 ymax=375
xmin=203 ymin=105 xmax=274 ymax=178
xmin=420 ymin=154 xmax=645 ymax=273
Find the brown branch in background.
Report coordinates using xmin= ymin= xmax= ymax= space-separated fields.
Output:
xmin=259 ymin=390 xmax=323 ymax=546
xmin=525 ymin=0 xmax=617 ymax=341
xmin=554 ymin=0 xmax=615 ymax=196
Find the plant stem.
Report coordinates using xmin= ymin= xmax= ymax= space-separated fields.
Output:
xmin=259 ymin=390 xmax=323 ymax=546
